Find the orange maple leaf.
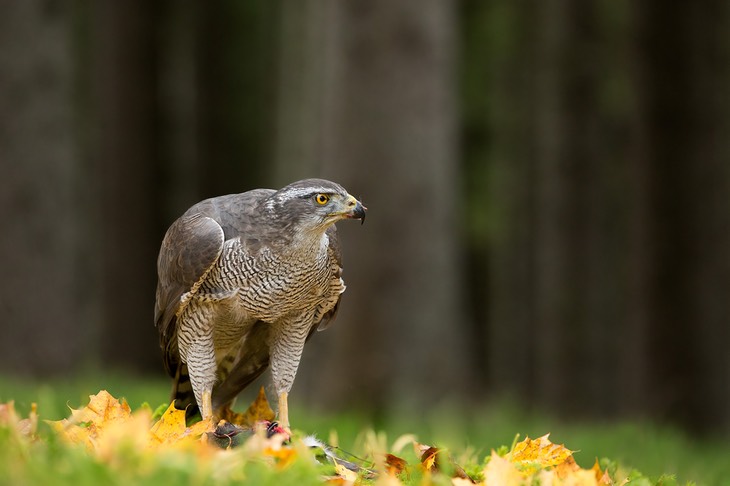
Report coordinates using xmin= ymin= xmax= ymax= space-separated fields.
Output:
xmin=149 ymin=402 xmax=192 ymax=446
xmin=47 ymin=390 xmax=132 ymax=451
xmin=509 ymin=433 xmax=575 ymax=475
xmin=220 ymin=386 xmax=275 ymax=427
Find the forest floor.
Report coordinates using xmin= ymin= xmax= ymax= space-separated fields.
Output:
xmin=1 ymin=372 xmax=728 ymax=485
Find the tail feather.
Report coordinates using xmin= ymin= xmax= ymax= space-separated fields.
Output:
xmin=172 ymin=364 xmax=199 ymax=418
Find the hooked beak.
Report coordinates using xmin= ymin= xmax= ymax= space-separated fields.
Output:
xmin=345 ymin=194 xmax=367 ymax=224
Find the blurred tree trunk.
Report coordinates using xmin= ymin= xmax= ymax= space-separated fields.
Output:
xmin=463 ymin=0 xmax=539 ymax=402
xmin=685 ymin=1 xmax=730 ymax=434
xmin=270 ymin=1 xmax=334 ymax=183
xmin=472 ymin=0 xmax=632 ymax=416
xmin=471 ymin=0 xmax=730 ymax=432
xmin=95 ymin=0 xmax=161 ymax=371
xmin=196 ymin=0 xmax=279 ymax=198
xmin=281 ymin=0 xmax=473 ymax=410
xmin=155 ymin=1 xmax=199 ymax=224
xmin=0 ymin=1 xmax=96 ymax=374
xmin=530 ymin=0 xmax=624 ymax=416
xmin=94 ymin=0 xmax=282 ymax=373
xmin=632 ymin=0 xmax=730 ymax=432
xmin=156 ymin=0 xmax=279 ymax=221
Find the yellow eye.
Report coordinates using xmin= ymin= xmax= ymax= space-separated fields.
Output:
xmin=315 ymin=193 xmax=330 ymax=205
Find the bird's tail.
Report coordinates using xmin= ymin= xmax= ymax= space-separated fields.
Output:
xmin=172 ymin=364 xmax=199 ymax=418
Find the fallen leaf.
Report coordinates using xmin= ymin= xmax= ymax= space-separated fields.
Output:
xmin=220 ymin=386 xmax=275 ymax=427
xmin=334 ymin=458 xmax=359 ymax=483
xmin=384 ymin=452 xmax=407 ymax=476
xmin=591 ymin=458 xmax=614 ymax=484
xmin=5 ymin=389 xmax=643 ymax=485
xmin=414 ymin=442 xmax=441 ymax=472
xmin=509 ymin=434 xmax=575 ymax=475
xmin=48 ymin=391 xmax=134 ymax=452
xmin=538 ymin=467 xmax=600 ymax=485
xmin=483 ymin=451 xmax=522 ymax=486
xmin=96 ymin=408 xmax=153 ymax=462
xmin=69 ymin=390 xmax=132 ymax=428
xmin=554 ymin=455 xmax=581 ymax=478
xmin=264 ymin=446 xmax=298 ymax=468
xmin=149 ymin=402 xmax=188 ymax=446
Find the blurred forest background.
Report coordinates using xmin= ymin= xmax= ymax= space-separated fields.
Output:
xmin=1 ymin=0 xmax=728 ymax=435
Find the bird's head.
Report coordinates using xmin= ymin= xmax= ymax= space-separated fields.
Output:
xmin=265 ymin=179 xmax=366 ymax=235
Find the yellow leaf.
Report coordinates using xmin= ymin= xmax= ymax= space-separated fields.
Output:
xmin=187 ymin=418 xmax=214 ymax=438
xmin=220 ymin=386 xmax=275 ymax=427
xmin=554 ymin=456 xmax=581 ymax=478
xmin=413 ymin=442 xmax=440 ymax=472
xmin=538 ymin=468 xmax=600 ymax=485
xmin=47 ymin=419 xmax=96 ymax=450
xmin=590 ymin=458 xmax=614 ymax=484
xmin=96 ymin=408 xmax=152 ymax=462
xmin=333 ymin=458 xmax=359 ymax=483
xmin=47 ymin=391 xmax=132 ymax=451
xmin=148 ymin=402 xmax=214 ymax=451
xmin=483 ymin=451 xmax=522 ymax=486
xmin=149 ymin=402 xmax=188 ymax=445
xmin=264 ymin=446 xmax=298 ymax=468
xmin=509 ymin=434 xmax=575 ymax=474
xmin=69 ymin=390 xmax=132 ymax=428
xmin=424 ymin=448 xmax=440 ymax=471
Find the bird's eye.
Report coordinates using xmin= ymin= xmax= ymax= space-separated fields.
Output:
xmin=315 ymin=194 xmax=330 ymax=205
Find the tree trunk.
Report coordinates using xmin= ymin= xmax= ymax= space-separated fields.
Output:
xmin=632 ymin=0 xmax=730 ymax=432
xmin=280 ymin=0 xmax=473 ymax=410
xmin=196 ymin=0 xmax=278 ymax=197
xmin=0 ymin=1 xmax=95 ymax=375
xmin=94 ymin=0 xmax=161 ymax=371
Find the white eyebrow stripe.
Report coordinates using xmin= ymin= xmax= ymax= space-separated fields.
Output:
xmin=265 ymin=186 xmax=332 ymax=211
xmin=278 ymin=186 xmax=337 ymax=199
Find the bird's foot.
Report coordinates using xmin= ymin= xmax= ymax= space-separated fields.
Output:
xmin=276 ymin=391 xmax=292 ymax=440
xmin=198 ymin=416 xmax=218 ymax=433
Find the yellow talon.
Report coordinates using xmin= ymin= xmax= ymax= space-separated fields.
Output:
xmin=201 ymin=389 xmax=214 ymax=421
xmin=278 ymin=391 xmax=291 ymax=434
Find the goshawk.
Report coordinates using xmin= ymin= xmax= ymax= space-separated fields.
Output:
xmin=154 ymin=179 xmax=366 ymax=430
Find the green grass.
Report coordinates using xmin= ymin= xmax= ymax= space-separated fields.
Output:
xmin=2 ymin=373 xmax=729 ymax=485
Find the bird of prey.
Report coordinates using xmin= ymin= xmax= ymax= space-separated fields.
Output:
xmin=154 ymin=179 xmax=366 ymax=431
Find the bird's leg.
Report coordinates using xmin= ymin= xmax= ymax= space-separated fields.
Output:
xmin=201 ymin=389 xmax=213 ymax=421
xmin=278 ymin=391 xmax=289 ymax=430
xmin=269 ymin=321 xmax=308 ymax=435
xmin=180 ymin=323 xmax=218 ymax=431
